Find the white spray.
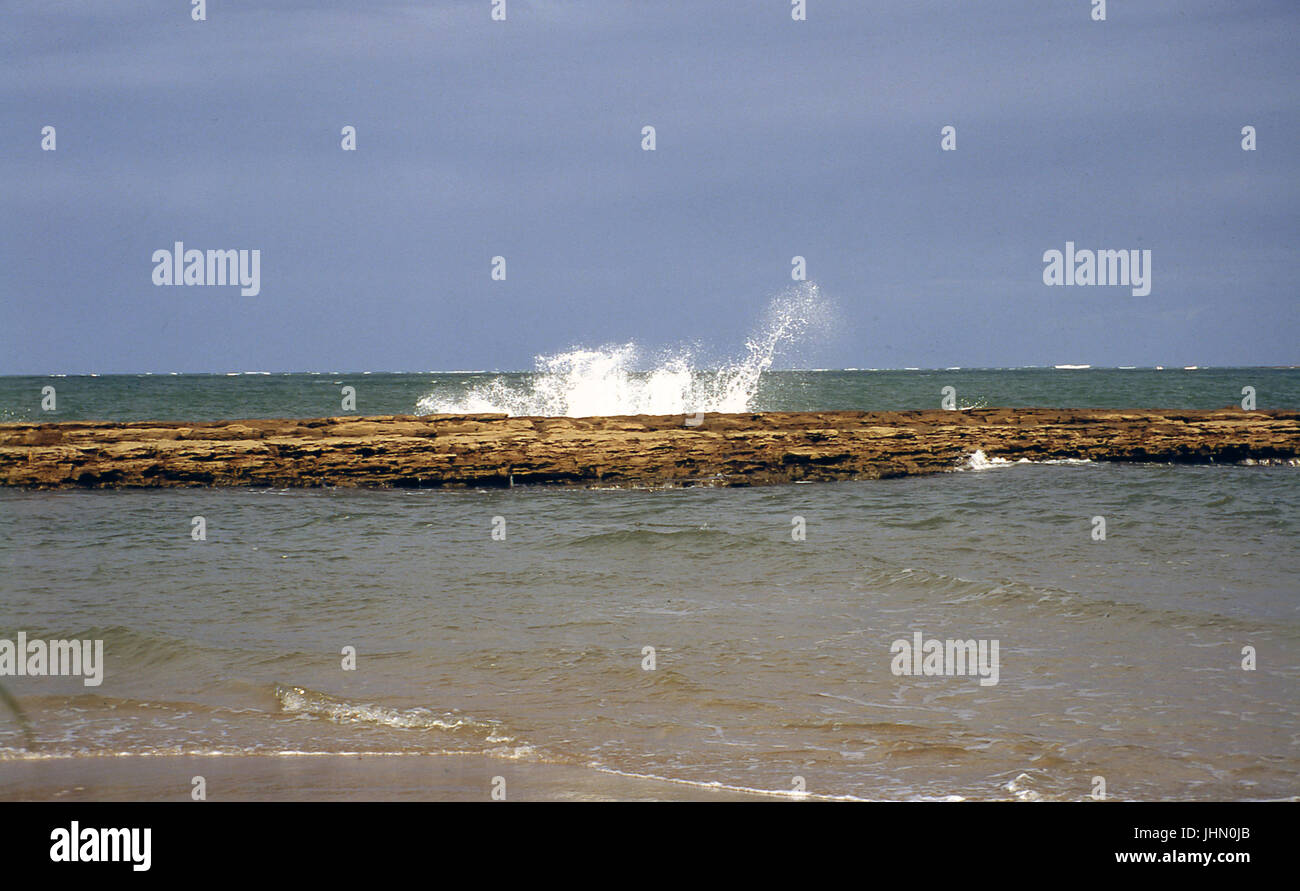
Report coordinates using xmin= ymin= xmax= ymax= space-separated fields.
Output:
xmin=416 ymin=283 xmax=832 ymax=418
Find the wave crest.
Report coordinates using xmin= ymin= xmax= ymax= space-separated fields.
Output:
xmin=416 ymin=283 xmax=830 ymax=417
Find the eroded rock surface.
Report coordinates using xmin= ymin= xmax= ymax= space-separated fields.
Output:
xmin=1 ymin=409 xmax=1297 ymax=489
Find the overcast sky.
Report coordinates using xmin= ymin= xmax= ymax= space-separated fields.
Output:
xmin=2 ymin=0 xmax=1296 ymax=373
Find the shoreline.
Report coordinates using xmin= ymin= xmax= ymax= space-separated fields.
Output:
xmin=2 ymin=408 xmax=1298 ymax=490
xmin=0 ymin=752 xmax=771 ymax=802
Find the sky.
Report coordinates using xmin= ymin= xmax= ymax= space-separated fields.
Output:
xmin=1 ymin=0 xmax=1297 ymax=373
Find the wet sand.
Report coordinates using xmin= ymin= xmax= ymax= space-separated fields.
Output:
xmin=0 ymin=754 xmax=771 ymax=802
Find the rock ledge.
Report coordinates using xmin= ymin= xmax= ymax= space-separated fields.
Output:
xmin=1 ymin=408 xmax=1296 ymax=489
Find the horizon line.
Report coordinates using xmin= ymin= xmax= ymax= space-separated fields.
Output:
xmin=3 ymin=365 xmax=1300 ymax=377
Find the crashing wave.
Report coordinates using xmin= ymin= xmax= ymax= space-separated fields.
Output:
xmin=415 ymin=282 xmax=831 ymax=417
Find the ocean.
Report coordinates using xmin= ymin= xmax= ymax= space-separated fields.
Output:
xmin=1 ymin=366 xmax=1297 ymax=801
xmin=2 ymin=366 xmax=1300 ymax=423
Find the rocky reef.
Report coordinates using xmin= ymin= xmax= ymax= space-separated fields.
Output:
xmin=1 ymin=408 xmax=1297 ymax=489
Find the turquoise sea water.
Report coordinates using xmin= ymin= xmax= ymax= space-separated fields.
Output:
xmin=1 ymin=367 xmax=1297 ymax=423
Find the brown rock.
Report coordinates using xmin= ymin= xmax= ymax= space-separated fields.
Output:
xmin=0 ymin=409 xmax=1296 ymax=490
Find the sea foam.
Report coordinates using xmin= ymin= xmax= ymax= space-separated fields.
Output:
xmin=415 ymin=283 xmax=831 ymax=417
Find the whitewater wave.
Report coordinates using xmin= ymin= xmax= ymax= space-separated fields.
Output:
xmin=273 ymin=684 xmax=514 ymax=742
xmin=962 ymin=451 xmax=1094 ymax=471
xmin=415 ymin=283 xmax=831 ymax=417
